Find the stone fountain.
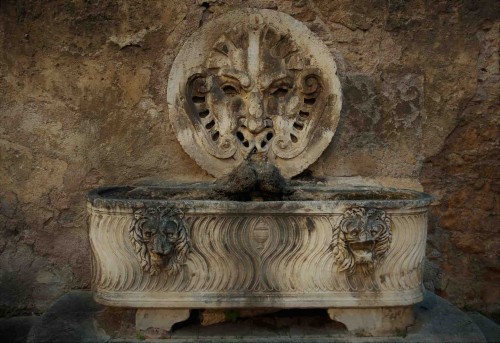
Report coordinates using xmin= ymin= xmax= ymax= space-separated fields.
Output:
xmin=88 ymin=9 xmax=432 ymax=337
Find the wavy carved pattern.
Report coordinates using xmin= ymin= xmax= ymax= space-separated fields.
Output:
xmin=377 ymin=213 xmax=427 ymax=291
xmin=90 ymin=210 xmax=427 ymax=294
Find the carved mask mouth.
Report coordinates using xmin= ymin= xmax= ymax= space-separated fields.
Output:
xmin=149 ymin=252 xmax=163 ymax=262
xmin=150 ymin=246 xmax=172 ymax=256
xmin=148 ymin=241 xmax=173 ymax=257
xmin=149 ymin=250 xmax=172 ymax=271
xmin=348 ymin=240 xmax=375 ymax=263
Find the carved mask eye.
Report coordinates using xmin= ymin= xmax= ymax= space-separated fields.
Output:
xmin=269 ymin=79 xmax=292 ymax=98
xmin=370 ymin=224 xmax=382 ymax=237
xmin=143 ymin=231 xmax=152 ymax=239
xmin=164 ymin=220 xmax=178 ymax=240
xmin=222 ymin=84 xmax=239 ymax=96
xmin=349 ymin=228 xmax=359 ymax=237
xmin=271 ymin=87 xmax=288 ymax=97
xmin=167 ymin=233 xmax=176 ymax=240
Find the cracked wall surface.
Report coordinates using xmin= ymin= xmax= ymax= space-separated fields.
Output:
xmin=0 ymin=0 xmax=498 ymax=318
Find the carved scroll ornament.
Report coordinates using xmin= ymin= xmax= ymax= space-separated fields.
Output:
xmin=129 ymin=206 xmax=190 ymax=276
xmin=332 ymin=208 xmax=392 ymax=275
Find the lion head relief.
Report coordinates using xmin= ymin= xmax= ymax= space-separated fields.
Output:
xmin=129 ymin=206 xmax=191 ymax=276
xmin=332 ymin=207 xmax=392 ymax=275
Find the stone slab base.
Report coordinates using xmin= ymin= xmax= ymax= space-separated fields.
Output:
xmin=327 ymin=306 xmax=414 ymax=336
xmin=0 ymin=316 xmax=40 ymax=343
xmin=467 ymin=312 xmax=500 ymax=343
xmin=25 ymin=290 xmax=488 ymax=343
xmin=136 ymin=309 xmax=190 ymax=332
xmin=140 ymin=306 xmax=413 ymax=335
xmin=200 ymin=308 xmax=281 ymax=326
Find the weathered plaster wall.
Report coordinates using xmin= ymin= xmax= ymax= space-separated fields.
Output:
xmin=0 ymin=0 xmax=498 ymax=318
xmin=421 ymin=19 xmax=499 ymax=315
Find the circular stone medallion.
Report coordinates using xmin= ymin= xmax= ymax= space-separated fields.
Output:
xmin=167 ymin=9 xmax=342 ymax=178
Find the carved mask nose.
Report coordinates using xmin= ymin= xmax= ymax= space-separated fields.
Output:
xmin=358 ymin=230 xmax=371 ymax=241
xmin=247 ymin=118 xmax=265 ymax=133
xmin=247 ymin=92 xmax=265 ymax=133
xmin=248 ymin=93 xmax=263 ymax=118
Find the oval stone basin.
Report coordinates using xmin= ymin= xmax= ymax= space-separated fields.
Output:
xmin=88 ymin=184 xmax=432 ymax=309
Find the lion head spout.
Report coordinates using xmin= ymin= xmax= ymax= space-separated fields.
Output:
xmin=332 ymin=208 xmax=392 ymax=276
xmin=129 ymin=206 xmax=190 ymax=276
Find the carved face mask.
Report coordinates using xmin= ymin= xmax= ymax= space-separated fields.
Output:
xmin=130 ymin=206 xmax=191 ymax=276
xmin=142 ymin=217 xmax=179 ymax=256
xmin=185 ymin=23 xmax=327 ymax=164
xmin=333 ymin=207 xmax=392 ymax=275
xmin=169 ymin=10 xmax=341 ymax=178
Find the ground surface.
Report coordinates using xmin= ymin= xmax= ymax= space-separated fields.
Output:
xmin=0 ymin=290 xmax=490 ymax=343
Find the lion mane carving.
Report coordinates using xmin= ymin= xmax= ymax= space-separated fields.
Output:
xmin=129 ymin=206 xmax=190 ymax=276
xmin=332 ymin=207 xmax=392 ymax=275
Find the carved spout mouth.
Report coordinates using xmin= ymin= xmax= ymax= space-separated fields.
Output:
xmin=150 ymin=252 xmax=165 ymax=262
xmin=348 ymin=241 xmax=375 ymax=263
xmin=243 ymin=118 xmax=273 ymax=135
xmin=149 ymin=243 xmax=172 ymax=256
xmin=349 ymin=240 xmax=375 ymax=252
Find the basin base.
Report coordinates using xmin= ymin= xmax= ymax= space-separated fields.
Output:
xmin=26 ymin=290 xmax=488 ymax=343
xmin=136 ymin=309 xmax=190 ymax=332
xmin=327 ymin=306 xmax=414 ymax=336
xmin=136 ymin=306 xmax=415 ymax=336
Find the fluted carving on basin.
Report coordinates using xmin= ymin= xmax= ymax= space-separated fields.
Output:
xmin=89 ymin=212 xmax=138 ymax=291
xmin=90 ymin=208 xmax=427 ymax=298
xmin=379 ymin=212 xmax=427 ymax=291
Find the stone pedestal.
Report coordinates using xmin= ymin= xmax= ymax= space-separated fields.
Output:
xmin=327 ymin=306 xmax=414 ymax=336
xmin=136 ymin=309 xmax=190 ymax=332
